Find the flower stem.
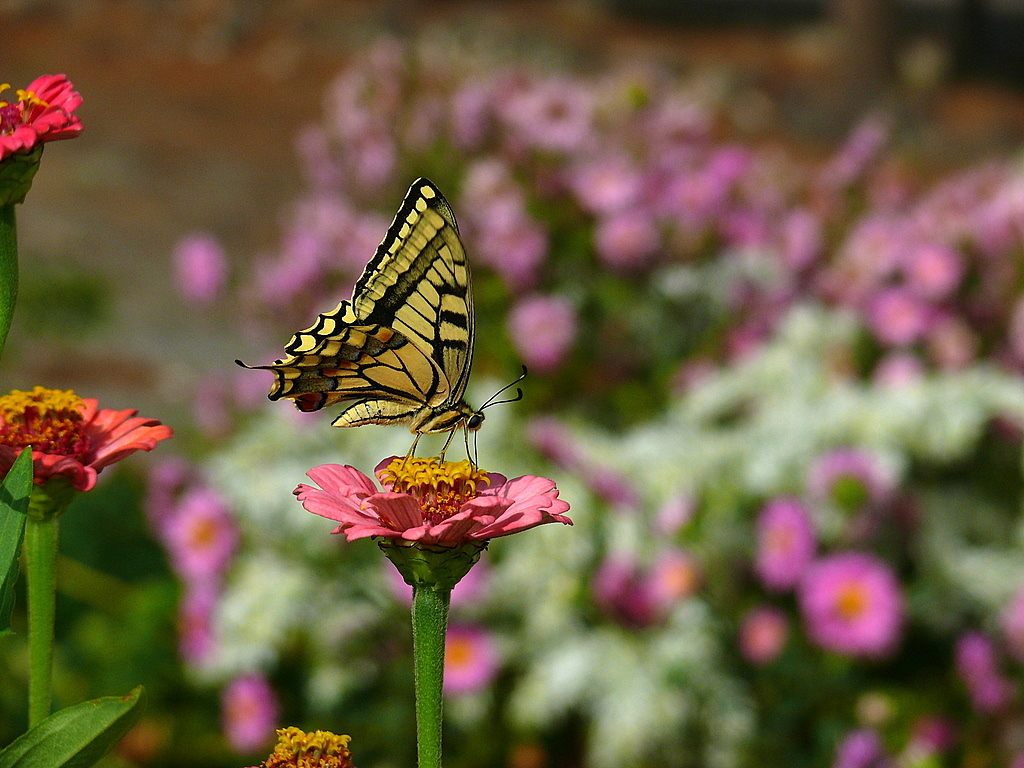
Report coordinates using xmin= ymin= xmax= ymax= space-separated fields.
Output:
xmin=24 ymin=514 xmax=58 ymax=727
xmin=0 ymin=204 xmax=17 ymax=361
xmin=411 ymin=585 xmax=450 ymax=768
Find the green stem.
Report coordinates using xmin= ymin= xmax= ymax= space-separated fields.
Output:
xmin=411 ymin=585 xmax=450 ymax=768
xmin=0 ymin=204 xmax=17 ymax=361
xmin=25 ymin=515 xmax=58 ymax=727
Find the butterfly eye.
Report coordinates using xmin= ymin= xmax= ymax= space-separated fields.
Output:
xmin=467 ymin=413 xmax=485 ymax=430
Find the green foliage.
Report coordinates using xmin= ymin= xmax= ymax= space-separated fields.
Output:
xmin=0 ymin=451 xmax=32 ymax=638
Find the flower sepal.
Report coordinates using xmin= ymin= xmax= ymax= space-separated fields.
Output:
xmin=377 ymin=538 xmax=488 ymax=591
xmin=26 ymin=475 xmax=77 ymax=521
xmin=0 ymin=144 xmax=42 ymax=206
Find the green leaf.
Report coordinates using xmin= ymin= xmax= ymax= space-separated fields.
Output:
xmin=0 ymin=685 xmax=146 ymax=768
xmin=0 ymin=449 xmax=34 ymax=637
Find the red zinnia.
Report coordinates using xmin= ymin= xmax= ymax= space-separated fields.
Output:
xmin=0 ymin=74 xmax=83 ymax=161
xmin=0 ymin=386 xmax=172 ymax=491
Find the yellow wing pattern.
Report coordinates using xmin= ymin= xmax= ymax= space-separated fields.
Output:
xmin=238 ymin=178 xmax=483 ymax=436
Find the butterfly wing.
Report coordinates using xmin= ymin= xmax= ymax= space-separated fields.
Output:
xmin=350 ymin=178 xmax=475 ymax=406
xmin=238 ymin=178 xmax=477 ymax=432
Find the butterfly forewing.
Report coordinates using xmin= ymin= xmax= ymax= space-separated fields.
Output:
xmin=238 ymin=178 xmax=481 ymax=437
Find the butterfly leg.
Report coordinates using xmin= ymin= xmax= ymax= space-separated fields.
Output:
xmin=407 ymin=432 xmax=423 ymax=458
xmin=438 ymin=428 xmax=458 ymax=461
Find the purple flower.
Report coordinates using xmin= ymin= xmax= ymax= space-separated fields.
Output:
xmin=173 ymin=233 xmax=227 ymax=305
xmin=780 ymin=207 xmax=824 ymax=270
xmin=799 ymin=552 xmax=904 ymax=659
xmin=806 ymin=448 xmax=895 ymax=511
xmin=832 ymin=728 xmax=889 ymax=768
xmin=499 ymin=76 xmax=595 ymax=153
xmin=507 ymin=294 xmax=577 ymax=373
xmin=221 ymin=673 xmax=279 ymax=753
xmin=1001 ymin=584 xmax=1024 ymax=662
xmin=955 ymin=631 xmax=1015 ymax=713
xmin=444 ymin=625 xmax=500 ymax=696
xmin=902 ymin=242 xmax=963 ymax=300
xmin=739 ymin=606 xmax=789 ymax=664
xmin=594 ymin=208 xmax=660 ymax=270
xmin=754 ymin=497 xmax=816 ymax=592
xmin=162 ymin=486 xmax=238 ymax=584
xmin=569 ymin=155 xmax=643 ymax=214
xmin=866 ymin=287 xmax=934 ymax=347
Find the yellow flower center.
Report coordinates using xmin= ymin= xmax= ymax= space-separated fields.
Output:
xmin=379 ymin=456 xmax=491 ymax=524
xmin=0 ymin=386 xmax=87 ymax=456
xmin=0 ymin=85 xmax=48 ymax=135
xmin=263 ymin=726 xmax=354 ymax=768
xmin=835 ymin=582 xmax=868 ymax=621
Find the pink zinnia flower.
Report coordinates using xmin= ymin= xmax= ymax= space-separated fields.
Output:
xmin=0 ymin=75 xmax=82 ymax=160
xmin=799 ymin=551 xmax=904 ymax=659
xmin=295 ymin=456 xmax=571 ymax=546
xmin=0 ymin=387 xmax=172 ymax=492
xmin=444 ymin=624 xmax=500 ymax=696
xmin=902 ymin=243 xmax=963 ymax=300
xmin=507 ymin=294 xmax=577 ymax=373
xmin=754 ymin=497 xmax=816 ymax=592
xmin=162 ymin=485 xmax=238 ymax=583
xmin=221 ymin=673 xmax=279 ymax=754
xmin=178 ymin=582 xmax=218 ymax=666
xmin=831 ymin=727 xmax=888 ymax=768
xmin=173 ymin=233 xmax=228 ymax=304
xmin=740 ymin=606 xmax=789 ymax=664
xmin=594 ymin=208 xmax=660 ymax=270
xmin=866 ymin=288 xmax=934 ymax=347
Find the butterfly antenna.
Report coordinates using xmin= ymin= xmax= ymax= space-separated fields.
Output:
xmin=480 ymin=365 xmax=528 ymax=411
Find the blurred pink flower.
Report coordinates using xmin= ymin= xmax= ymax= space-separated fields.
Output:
xmin=956 ymin=631 xmax=1015 ymax=713
xmin=926 ymin=315 xmax=977 ymax=369
xmin=178 ymin=582 xmax=218 ymax=666
xmin=831 ymin=727 xmax=889 ymax=768
xmin=499 ymin=76 xmax=594 ymax=153
xmin=902 ymin=243 xmax=963 ymax=300
xmin=799 ymin=552 xmax=904 ymax=659
xmin=163 ymin=486 xmax=238 ymax=583
xmin=295 ymin=456 xmax=571 ymax=545
xmin=569 ymin=156 xmax=643 ymax=214
xmin=873 ymin=353 xmax=925 ymax=387
xmin=173 ymin=233 xmax=227 ymax=304
xmin=0 ymin=74 xmax=82 ymax=160
xmin=780 ymin=207 xmax=824 ymax=270
xmin=594 ymin=208 xmax=660 ymax=270
xmin=866 ymin=288 xmax=934 ymax=347
xmin=222 ymin=674 xmax=279 ymax=754
xmin=806 ymin=448 xmax=895 ymax=511
xmin=595 ymin=549 xmax=698 ymax=628
xmin=754 ymin=497 xmax=816 ymax=592
xmin=739 ymin=606 xmax=788 ymax=664
xmin=507 ymin=294 xmax=577 ymax=373
xmin=450 ymin=80 xmax=495 ymax=149
xmin=0 ymin=387 xmax=172 ymax=493
xmin=475 ymin=216 xmax=548 ymax=289
xmin=1001 ymin=584 xmax=1024 ymax=662
xmin=444 ymin=625 xmax=500 ymax=696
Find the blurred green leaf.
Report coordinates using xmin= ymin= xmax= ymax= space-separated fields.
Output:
xmin=0 ymin=685 xmax=145 ymax=768
xmin=0 ymin=450 xmax=33 ymax=638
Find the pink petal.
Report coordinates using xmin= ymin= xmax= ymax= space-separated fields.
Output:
xmin=305 ymin=464 xmax=378 ymax=497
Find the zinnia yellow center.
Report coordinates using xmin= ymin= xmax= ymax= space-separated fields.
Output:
xmin=835 ymin=582 xmax=868 ymax=621
xmin=0 ymin=386 xmax=87 ymax=457
xmin=0 ymin=85 xmax=46 ymax=134
xmin=379 ymin=456 xmax=491 ymax=523
xmin=262 ymin=726 xmax=354 ymax=768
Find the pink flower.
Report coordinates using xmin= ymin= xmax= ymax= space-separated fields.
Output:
xmin=569 ymin=156 xmax=644 ymax=214
xmin=507 ymin=294 xmax=577 ymax=373
xmin=595 ymin=549 xmax=699 ymax=628
xmin=754 ymin=497 xmax=816 ymax=592
xmin=955 ymin=631 xmax=1015 ymax=714
xmin=499 ymin=76 xmax=595 ymax=153
xmin=295 ymin=456 xmax=571 ymax=546
xmin=902 ymin=243 xmax=963 ymax=300
xmin=173 ymin=233 xmax=228 ymax=304
xmin=444 ymin=625 xmax=500 ymax=696
xmin=0 ymin=75 xmax=82 ymax=160
xmin=162 ymin=486 xmax=238 ymax=583
xmin=221 ymin=674 xmax=279 ymax=754
xmin=799 ymin=552 xmax=904 ymax=659
xmin=178 ymin=582 xmax=218 ymax=666
xmin=1001 ymin=584 xmax=1024 ymax=662
xmin=0 ymin=387 xmax=172 ymax=492
xmin=831 ymin=727 xmax=888 ymax=768
xmin=866 ymin=288 xmax=934 ymax=347
xmin=806 ymin=448 xmax=895 ymax=511
xmin=740 ymin=606 xmax=788 ymax=664
xmin=594 ymin=208 xmax=660 ymax=270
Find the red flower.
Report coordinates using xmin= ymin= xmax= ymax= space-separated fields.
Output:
xmin=295 ymin=456 xmax=572 ymax=546
xmin=0 ymin=386 xmax=172 ymax=491
xmin=0 ymin=75 xmax=83 ymax=161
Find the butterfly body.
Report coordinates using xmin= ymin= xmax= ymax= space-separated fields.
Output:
xmin=239 ymin=178 xmax=484 ymax=437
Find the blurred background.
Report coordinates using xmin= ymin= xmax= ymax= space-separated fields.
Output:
xmin=5 ymin=1 xmax=1024 ymax=766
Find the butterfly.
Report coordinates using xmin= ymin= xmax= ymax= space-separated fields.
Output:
xmin=238 ymin=177 xmax=503 ymax=454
